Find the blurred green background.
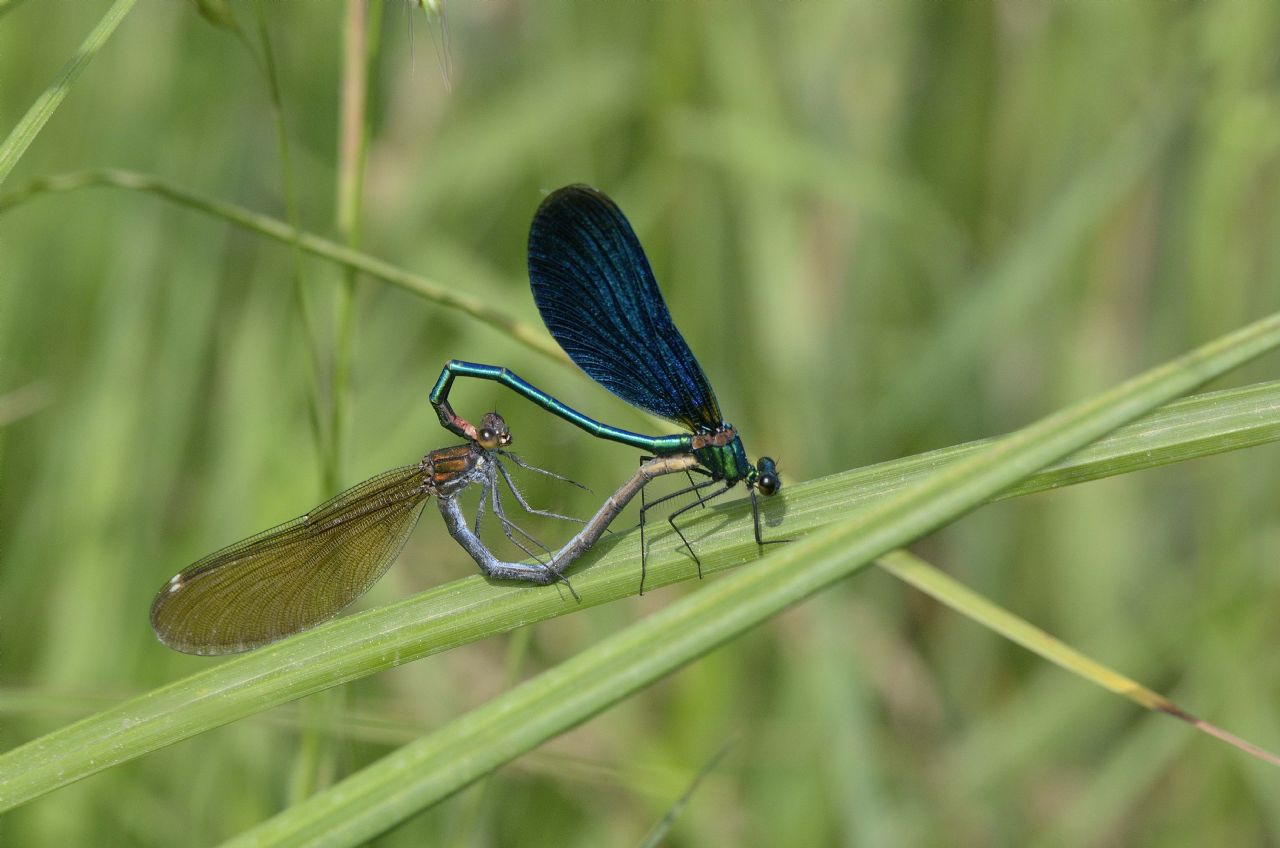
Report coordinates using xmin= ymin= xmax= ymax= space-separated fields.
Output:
xmin=3 ymin=0 xmax=1280 ymax=844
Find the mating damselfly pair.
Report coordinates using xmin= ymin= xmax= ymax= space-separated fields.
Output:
xmin=151 ymin=185 xmax=785 ymax=655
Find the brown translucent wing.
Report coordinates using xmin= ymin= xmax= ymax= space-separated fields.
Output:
xmin=151 ymin=465 xmax=429 ymax=655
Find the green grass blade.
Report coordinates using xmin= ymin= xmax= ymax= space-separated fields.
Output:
xmin=0 ymin=366 xmax=1274 ymax=819
xmin=876 ymin=548 xmax=1170 ymax=707
xmin=0 ymin=169 xmax=569 ymax=365
xmin=1 ymin=362 xmax=1279 ymax=815
xmin=0 ymin=0 xmax=31 ymax=19
xmin=0 ymin=0 xmax=138 ymax=188
xmin=637 ymin=737 xmax=735 ymax=848
xmin=875 ymin=550 xmax=1280 ymax=765
xmin=219 ymin=310 xmax=1280 ymax=847
xmin=836 ymin=378 xmax=1280 ymax=511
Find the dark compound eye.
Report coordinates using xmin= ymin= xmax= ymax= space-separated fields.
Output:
xmin=755 ymin=457 xmax=780 ymax=496
xmin=476 ymin=428 xmax=501 ymax=450
xmin=756 ymin=472 xmax=780 ymax=496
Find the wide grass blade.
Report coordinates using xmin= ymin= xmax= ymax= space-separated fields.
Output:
xmin=2 ymin=362 xmax=1279 ymax=815
xmin=2 ymin=365 xmax=1280 ymax=814
xmin=0 ymin=0 xmax=31 ymax=19
xmin=220 ymin=310 xmax=1280 ymax=847
xmin=0 ymin=0 xmax=139 ymax=188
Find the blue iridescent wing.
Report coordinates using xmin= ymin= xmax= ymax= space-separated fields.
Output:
xmin=527 ymin=184 xmax=723 ymax=433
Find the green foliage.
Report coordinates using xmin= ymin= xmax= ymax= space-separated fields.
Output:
xmin=0 ymin=0 xmax=137 ymax=188
xmin=2 ymin=1 xmax=1279 ymax=846
xmin=4 ymin=376 xmax=1277 ymax=819
xmin=186 ymin=0 xmax=237 ymax=34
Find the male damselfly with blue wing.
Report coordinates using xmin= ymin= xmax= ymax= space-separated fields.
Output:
xmin=431 ymin=185 xmax=784 ymax=589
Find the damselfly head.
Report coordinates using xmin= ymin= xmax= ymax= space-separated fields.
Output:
xmin=476 ymin=411 xmax=512 ymax=450
xmin=754 ymin=457 xmax=781 ymax=496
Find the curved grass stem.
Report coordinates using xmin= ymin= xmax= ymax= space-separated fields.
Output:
xmin=0 ymin=169 xmax=570 ymax=365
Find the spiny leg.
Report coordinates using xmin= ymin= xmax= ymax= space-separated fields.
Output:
xmin=488 ymin=476 xmax=555 ymax=564
xmin=750 ymin=487 xmax=791 ymax=548
xmin=473 ymin=481 xmax=489 ymax=537
xmin=638 ymin=456 xmax=652 ymax=579
xmin=637 ymin=474 xmax=724 ymax=592
xmin=497 ymin=459 xmax=614 ymax=545
xmin=638 ymin=472 xmax=719 ymax=514
xmin=555 ymin=570 xmax=580 ymax=602
xmin=496 ymin=460 xmax=586 ymax=525
xmin=685 ymin=471 xmax=706 ymax=507
xmin=498 ymin=450 xmax=590 ymax=492
xmin=637 ymin=457 xmax=714 ymax=595
xmin=476 ymin=472 xmax=552 ymax=564
xmin=661 ymin=480 xmax=735 ymax=580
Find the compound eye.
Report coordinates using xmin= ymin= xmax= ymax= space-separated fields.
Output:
xmin=755 ymin=457 xmax=780 ymax=496
xmin=757 ymin=472 xmax=780 ymax=496
xmin=476 ymin=427 xmax=501 ymax=450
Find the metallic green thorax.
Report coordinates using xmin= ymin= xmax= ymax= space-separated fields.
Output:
xmin=693 ymin=432 xmax=753 ymax=485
